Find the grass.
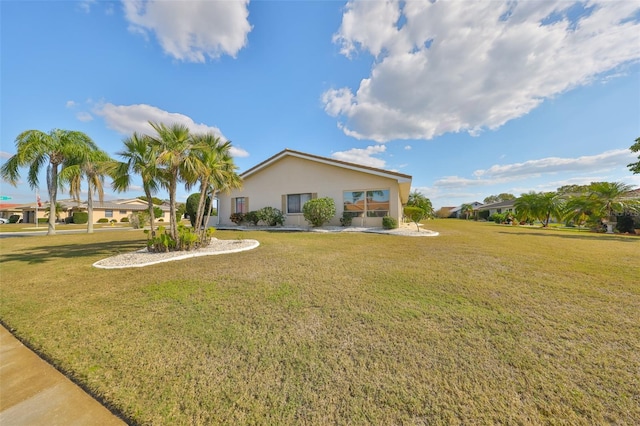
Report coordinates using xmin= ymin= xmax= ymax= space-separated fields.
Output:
xmin=1 ymin=220 xmax=639 ymax=424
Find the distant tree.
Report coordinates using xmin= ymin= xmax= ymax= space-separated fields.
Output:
xmin=44 ymin=202 xmax=65 ymax=222
xmin=0 ymin=129 xmax=99 ymax=235
xmin=138 ymin=195 xmax=164 ymax=205
xmin=435 ymin=207 xmax=453 ymax=218
xmin=483 ymin=193 xmax=515 ymax=204
xmin=407 ymin=191 xmax=434 ymax=218
xmin=556 ymin=184 xmax=592 ymax=195
xmin=628 ymin=137 xmax=640 ymax=175
xmin=460 ymin=203 xmax=474 ymax=220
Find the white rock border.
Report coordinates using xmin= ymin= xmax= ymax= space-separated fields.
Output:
xmin=93 ymin=239 xmax=260 ymax=269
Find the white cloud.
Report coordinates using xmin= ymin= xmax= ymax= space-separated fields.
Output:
xmin=95 ymin=103 xmax=249 ymax=157
xmin=66 ymin=100 xmax=77 ymax=108
xmin=79 ymin=0 xmax=96 ymax=13
xmin=473 ymin=149 xmax=635 ymax=179
xmin=0 ymin=151 xmax=13 ymax=159
xmin=331 ymin=144 xmax=387 ymax=168
xmin=123 ymin=0 xmax=252 ymax=62
xmin=433 ymin=149 xmax=635 ymax=190
xmin=325 ymin=1 xmax=640 ymax=142
xmin=76 ymin=112 xmax=93 ymax=122
xmin=404 ymin=145 xmax=411 ymax=150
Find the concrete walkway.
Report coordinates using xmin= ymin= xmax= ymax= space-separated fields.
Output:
xmin=0 ymin=326 xmax=126 ymax=425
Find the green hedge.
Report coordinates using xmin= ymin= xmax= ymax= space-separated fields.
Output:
xmin=97 ymin=218 xmax=109 ymax=223
xmin=73 ymin=212 xmax=88 ymax=224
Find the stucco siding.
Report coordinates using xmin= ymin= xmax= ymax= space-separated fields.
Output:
xmin=218 ymin=155 xmax=405 ymax=227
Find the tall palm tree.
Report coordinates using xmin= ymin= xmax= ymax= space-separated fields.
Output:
xmin=460 ymin=203 xmax=474 ymax=220
xmin=187 ymin=134 xmax=242 ymax=239
xmin=149 ymin=122 xmax=201 ymax=240
xmin=0 ymin=129 xmax=98 ymax=235
xmin=112 ymin=132 xmax=162 ymax=235
xmin=61 ymin=149 xmax=114 ymax=233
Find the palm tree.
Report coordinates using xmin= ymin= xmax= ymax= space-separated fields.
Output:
xmin=149 ymin=122 xmax=201 ymax=240
xmin=0 ymin=129 xmax=98 ymax=235
xmin=407 ymin=191 xmax=434 ymax=218
xmin=61 ymin=149 xmax=114 ymax=233
xmin=589 ymin=181 xmax=640 ymax=223
xmin=562 ymin=196 xmax=597 ymax=230
xmin=112 ymin=132 xmax=162 ymax=235
xmin=515 ymin=191 xmax=564 ymax=226
xmin=460 ymin=203 xmax=474 ymax=220
xmin=187 ymin=134 xmax=242 ymax=239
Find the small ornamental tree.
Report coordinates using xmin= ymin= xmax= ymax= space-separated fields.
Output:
xmin=404 ymin=206 xmax=426 ymax=231
xmin=302 ymin=197 xmax=336 ymax=227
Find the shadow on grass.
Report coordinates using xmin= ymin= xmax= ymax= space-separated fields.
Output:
xmin=498 ymin=231 xmax=639 ymax=243
xmin=0 ymin=240 xmax=146 ymax=265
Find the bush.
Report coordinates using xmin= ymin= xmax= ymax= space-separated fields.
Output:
xmin=257 ymin=207 xmax=285 ymax=226
xmin=128 ymin=212 xmax=148 ymax=229
xmin=73 ymin=212 xmax=88 ymax=224
xmin=382 ymin=216 xmax=398 ymax=229
xmin=157 ymin=218 xmax=164 ymax=222
xmin=8 ymin=214 xmax=20 ymax=223
xmin=404 ymin=206 xmax=426 ymax=231
xmin=97 ymin=218 xmax=109 ymax=223
xmin=244 ymin=211 xmax=260 ymax=226
xmin=230 ymin=212 xmax=244 ymax=225
xmin=110 ymin=219 xmax=117 ymax=224
xmin=303 ymin=197 xmax=336 ymax=227
xmin=37 ymin=218 xmax=48 ymax=224
xmin=489 ymin=213 xmax=506 ymax=224
xmin=120 ymin=217 xmax=129 ymax=223
xmin=340 ymin=211 xmax=356 ymax=227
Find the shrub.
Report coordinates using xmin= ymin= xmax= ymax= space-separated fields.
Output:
xmin=110 ymin=219 xmax=117 ymax=224
xmin=8 ymin=214 xmax=20 ymax=223
xmin=73 ymin=212 xmax=88 ymax=224
xmin=244 ymin=211 xmax=260 ymax=226
xmin=37 ymin=218 xmax=48 ymax=224
xmin=257 ymin=207 xmax=285 ymax=226
xmin=340 ymin=211 xmax=356 ymax=227
xmin=382 ymin=216 xmax=398 ymax=229
xmin=489 ymin=213 xmax=506 ymax=224
xmin=97 ymin=218 xmax=109 ymax=223
xmin=157 ymin=218 xmax=164 ymax=222
xmin=303 ymin=197 xmax=336 ymax=227
xmin=403 ymin=206 xmax=426 ymax=231
xmin=120 ymin=217 xmax=129 ymax=223
xmin=128 ymin=212 xmax=148 ymax=229
xmin=230 ymin=212 xmax=244 ymax=225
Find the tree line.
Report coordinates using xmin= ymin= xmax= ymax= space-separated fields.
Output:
xmin=1 ymin=123 xmax=241 ymax=249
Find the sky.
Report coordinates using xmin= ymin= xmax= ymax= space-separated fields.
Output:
xmin=1 ymin=0 xmax=639 ymax=209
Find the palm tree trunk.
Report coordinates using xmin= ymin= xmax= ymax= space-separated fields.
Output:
xmin=195 ymin=182 xmax=208 ymax=238
xmin=169 ymin=174 xmax=178 ymax=240
xmin=145 ymin=189 xmax=155 ymax=236
xmin=47 ymin=164 xmax=58 ymax=236
xmin=87 ymin=184 xmax=94 ymax=233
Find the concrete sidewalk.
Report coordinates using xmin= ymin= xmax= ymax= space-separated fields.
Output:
xmin=0 ymin=326 xmax=127 ymax=425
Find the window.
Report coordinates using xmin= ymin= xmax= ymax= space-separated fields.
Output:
xmin=119 ymin=210 xmax=128 ymax=215
xmin=287 ymin=193 xmax=312 ymax=214
xmin=105 ymin=210 xmax=113 ymax=218
xmin=235 ymin=197 xmax=246 ymax=214
xmin=343 ymin=189 xmax=390 ymax=218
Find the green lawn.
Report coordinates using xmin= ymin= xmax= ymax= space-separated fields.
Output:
xmin=1 ymin=220 xmax=639 ymax=424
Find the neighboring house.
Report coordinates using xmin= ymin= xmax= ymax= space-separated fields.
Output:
xmin=449 ymin=202 xmax=483 ymax=218
xmin=475 ymin=199 xmax=516 ymax=217
xmin=216 ymin=149 xmax=412 ymax=228
xmin=16 ymin=198 xmax=169 ymax=224
xmin=0 ymin=203 xmax=23 ymax=220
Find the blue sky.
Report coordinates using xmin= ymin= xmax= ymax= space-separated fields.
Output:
xmin=1 ymin=0 xmax=639 ymax=209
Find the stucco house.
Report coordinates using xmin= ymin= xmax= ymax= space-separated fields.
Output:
xmin=448 ymin=201 xmax=483 ymax=218
xmin=475 ymin=199 xmax=516 ymax=217
xmin=16 ymin=198 xmax=169 ymax=224
xmin=216 ymin=149 xmax=412 ymax=228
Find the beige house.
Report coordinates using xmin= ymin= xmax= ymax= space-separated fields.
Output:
xmin=217 ymin=149 xmax=412 ymax=227
xmin=16 ymin=198 xmax=169 ymax=224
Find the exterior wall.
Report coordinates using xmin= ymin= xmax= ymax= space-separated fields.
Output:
xmin=218 ymin=155 xmax=404 ymax=227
